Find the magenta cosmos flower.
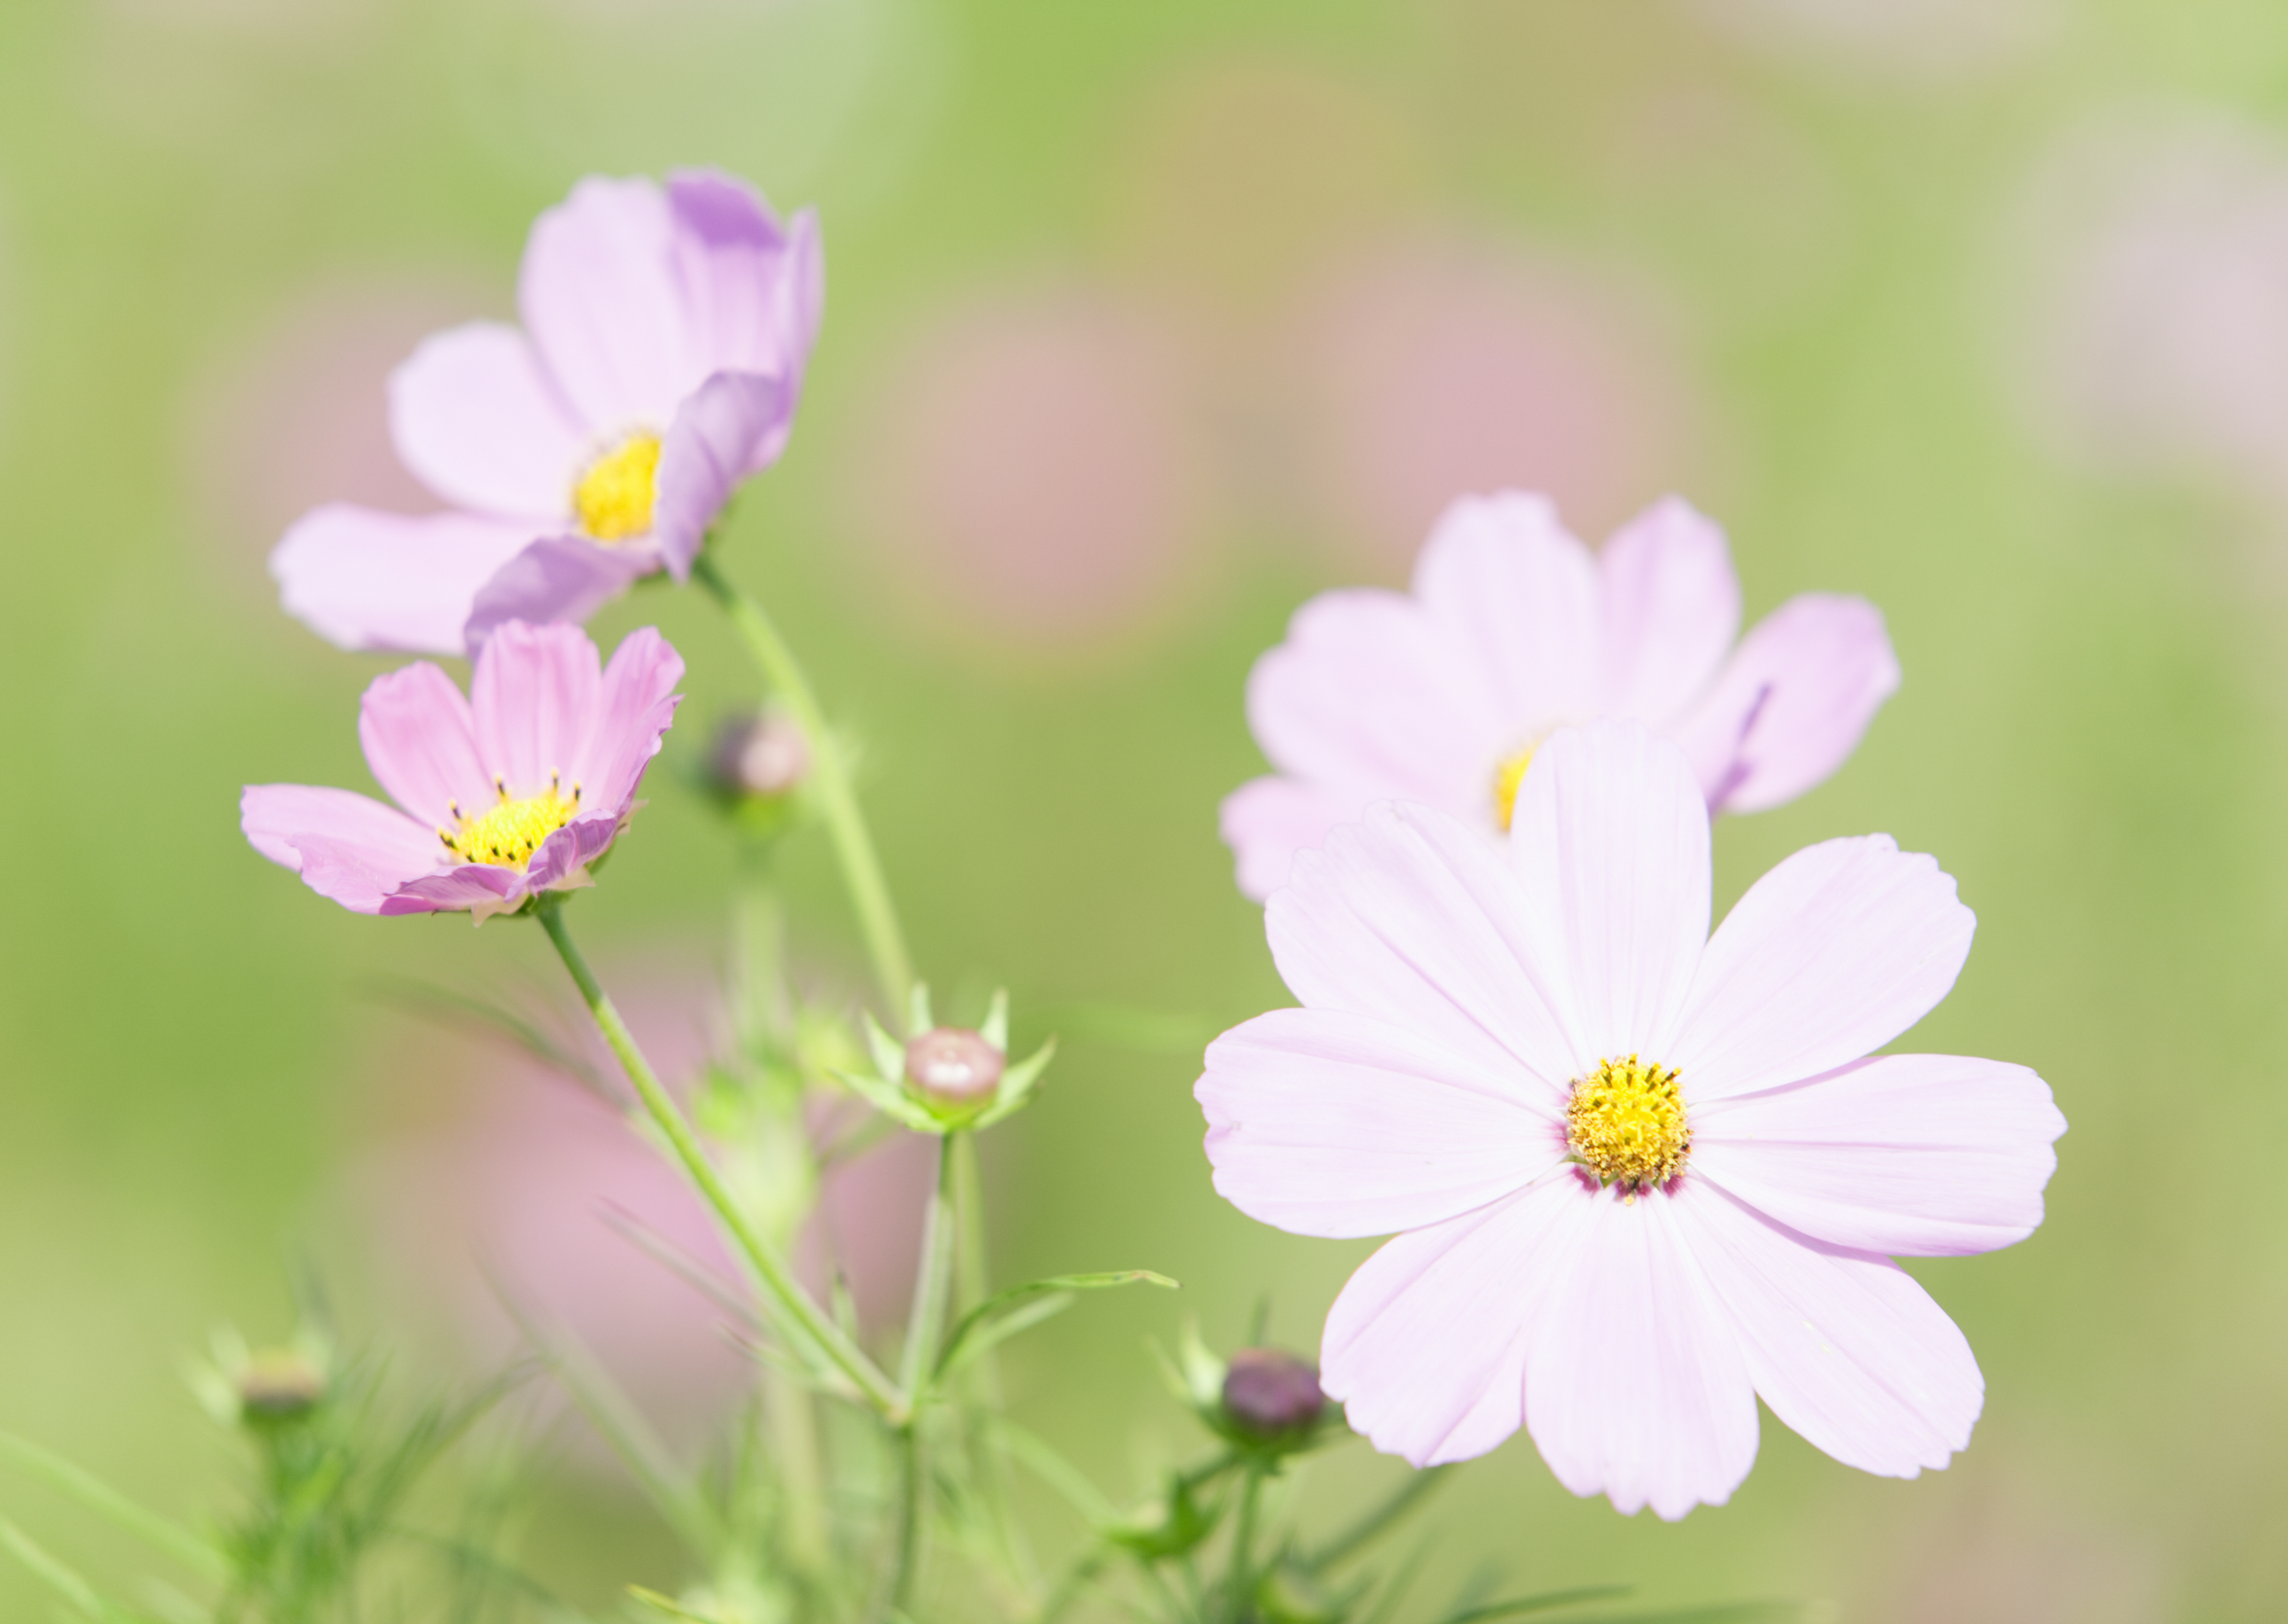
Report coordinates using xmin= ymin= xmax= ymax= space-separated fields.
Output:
xmin=1197 ymin=721 xmax=2064 ymax=1518
xmin=241 ymin=621 xmax=683 ymax=921
xmin=271 ymin=171 xmax=821 ymax=655
xmin=1221 ymin=492 xmax=1900 ymax=899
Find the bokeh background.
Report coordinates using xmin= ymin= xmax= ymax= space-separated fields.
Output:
xmin=4 ymin=0 xmax=2287 ymax=1617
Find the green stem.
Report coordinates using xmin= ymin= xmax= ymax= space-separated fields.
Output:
xmin=536 ymin=896 xmax=901 ymax=1416
xmin=875 ymin=1133 xmax=959 ymax=1621
xmin=693 ymin=551 xmax=915 ymax=1014
xmin=1225 ymin=1467 xmax=1264 ymax=1624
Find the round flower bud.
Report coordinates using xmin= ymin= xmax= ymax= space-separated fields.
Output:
xmin=237 ymin=1349 xmax=325 ymax=1422
xmin=904 ymin=1028 xmax=1004 ymax=1104
xmin=1220 ymin=1347 xmax=1325 ymax=1438
xmin=712 ymin=710 xmax=810 ymax=800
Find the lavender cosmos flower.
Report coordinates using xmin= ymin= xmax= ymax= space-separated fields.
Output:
xmin=1220 ymin=492 xmax=1900 ymax=899
xmin=271 ymin=171 xmax=821 ymax=655
xmin=241 ymin=621 xmax=683 ymax=921
xmin=1198 ymin=721 xmax=2064 ymax=1518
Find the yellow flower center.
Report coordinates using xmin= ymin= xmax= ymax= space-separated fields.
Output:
xmin=1566 ymin=1055 xmax=1690 ymax=1193
xmin=438 ymin=778 xmax=580 ymax=869
xmin=573 ymin=431 xmax=662 ymax=542
xmin=1492 ymin=743 xmax=1538 ymax=832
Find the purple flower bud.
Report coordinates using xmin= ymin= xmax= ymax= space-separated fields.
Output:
xmin=713 ymin=710 xmax=810 ymax=799
xmin=904 ymin=1028 xmax=1005 ymax=1103
xmin=1220 ymin=1347 xmax=1325 ymax=1437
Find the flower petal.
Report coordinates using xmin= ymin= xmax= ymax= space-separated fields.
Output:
xmin=1198 ymin=1007 xmax=1565 ymax=1241
xmin=1267 ymin=800 xmax=1578 ymax=1098
xmin=577 ymin=624 xmax=687 ymax=808
xmin=1679 ymin=1181 xmax=1983 ymax=1478
xmin=526 ymin=811 xmax=624 ymax=891
xmin=388 ymin=322 xmax=586 ymax=519
xmin=1505 ymin=721 xmax=1709 ymax=1072
xmin=520 ymin=175 xmax=691 ymax=431
xmin=1218 ymin=774 xmax=1370 ymax=903
xmin=382 ymin=863 xmax=525 ymax=917
xmin=1673 ymin=835 xmax=1973 ymax=1103
xmin=652 ymin=370 xmax=791 ymax=579
xmin=1412 ymin=492 xmax=1605 ymax=734
xmin=1320 ymin=1177 xmax=1591 ymax=1467
xmin=1522 ymin=1182 xmax=1760 ymax=1519
xmin=463 ymin=537 xmax=655 ymax=652
xmin=470 ymin=620 xmax=603 ymax=801
xmin=1692 ymin=1054 xmax=2065 ymax=1257
xmin=1245 ymin=587 xmax=1501 ymax=810
xmin=1670 ymin=593 xmax=1899 ymax=814
xmin=271 ymin=504 xmax=537 ymax=656
xmin=665 ymin=171 xmax=822 ymax=396
xmin=1598 ymin=496 xmax=1740 ymax=725
xmin=240 ymin=784 xmax=443 ymax=913
xmin=357 ymin=661 xmax=491 ymax=828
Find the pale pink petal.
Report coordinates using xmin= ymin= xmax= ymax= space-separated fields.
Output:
xmin=1411 ymin=492 xmax=1605 ymax=732
xmin=665 ymin=171 xmax=821 ymax=392
xmin=388 ymin=322 xmax=586 ymax=519
xmin=652 ymin=370 xmax=791 ymax=579
xmin=520 ymin=176 xmax=690 ymax=431
xmin=1680 ymin=1181 xmax=1983 ymax=1479
xmin=1673 ymin=835 xmax=1973 ymax=1102
xmin=240 ymin=784 xmax=443 ymax=913
xmin=1692 ymin=1054 xmax=2065 ymax=1256
xmin=525 ymin=813 xmax=624 ymax=890
xmin=272 ymin=504 xmax=537 ymax=656
xmin=1245 ymin=588 xmax=1501 ymax=807
xmin=464 ymin=538 xmax=655 ymax=651
xmin=1218 ymin=774 xmax=1370 ymax=902
xmin=1267 ymin=801 xmax=1578 ymax=1095
xmin=1199 ymin=1007 xmax=1566 ymax=1240
xmin=1670 ymin=593 xmax=1900 ymax=814
xmin=384 ymin=864 xmax=526 ymax=917
xmin=357 ymin=661 xmax=492 ymax=828
xmin=1320 ymin=1177 xmax=1591 ymax=1467
xmin=1522 ymin=1183 xmax=1760 ymax=1519
xmin=470 ymin=620 xmax=603 ymax=801
xmin=579 ymin=626 xmax=687 ymax=808
xmin=1505 ymin=722 xmax=1709 ymax=1071
xmin=1598 ymin=496 xmax=1740 ymax=724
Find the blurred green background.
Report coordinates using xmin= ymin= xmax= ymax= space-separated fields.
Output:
xmin=4 ymin=0 xmax=2288 ymax=1618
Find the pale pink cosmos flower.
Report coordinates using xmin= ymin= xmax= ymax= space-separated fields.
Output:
xmin=1198 ymin=721 xmax=2065 ymax=1519
xmin=241 ymin=620 xmax=682 ymax=921
xmin=1220 ymin=491 xmax=1899 ymax=900
xmin=271 ymin=171 xmax=821 ymax=655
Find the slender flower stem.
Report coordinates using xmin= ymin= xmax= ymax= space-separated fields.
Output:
xmin=875 ymin=1132 xmax=960 ymax=1622
xmin=1224 ymin=1467 xmax=1265 ymax=1624
xmin=536 ymin=895 xmax=902 ymax=1416
xmin=693 ymin=551 xmax=915 ymax=1014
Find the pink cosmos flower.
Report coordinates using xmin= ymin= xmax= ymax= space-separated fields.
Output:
xmin=271 ymin=171 xmax=821 ymax=655
xmin=241 ymin=620 xmax=683 ymax=921
xmin=1221 ymin=491 xmax=1899 ymax=900
xmin=1197 ymin=721 xmax=2065 ymax=1518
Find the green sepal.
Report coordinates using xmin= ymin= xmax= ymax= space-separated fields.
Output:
xmin=862 ymin=1010 xmax=907 ymax=1083
xmin=973 ymin=1037 xmax=1056 ymax=1128
xmin=979 ymin=987 xmax=1010 ymax=1050
xmin=833 ymin=1067 xmax=942 ymax=1134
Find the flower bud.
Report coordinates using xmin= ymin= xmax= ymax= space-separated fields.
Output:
xmin=1219 ymin=1347 xmax=1325 ymax=1439
xmin=904 ymin=1028 xmax=1004 ymax=1104
xmin=237 ymin=1349 xmax=326 ymax=1422
xmin=712 ymin=710 xmax=810 ymax=800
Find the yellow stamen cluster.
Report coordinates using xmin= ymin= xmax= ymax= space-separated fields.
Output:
xmin=1566 ymin=1055 xmax=1690 ymax=1192
xmin=573 ymin=431 xmax=662 ymax=542
xmin=1492 ymin=744 xmax=1538 ymax=832
xmin=440 ymin=779 xmax=580 ymax=869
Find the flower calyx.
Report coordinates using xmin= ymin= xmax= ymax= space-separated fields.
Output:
xmin=838 ymin=986 xmax=1054 ymax=1134
xmin=1162 ymin=1322 xmax=1339 ymax=1460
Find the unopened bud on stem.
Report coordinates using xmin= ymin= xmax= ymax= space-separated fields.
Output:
xmin=712 ymin=710 xmax=810 ymax=800
xmin=238 ymin=1349 xmax=325 ymax=1422
xmin=1220 ymin=1347 xmax=1325 ymax=1438
xmin=904 ymin=1028 xmax=1004 ymax=1104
